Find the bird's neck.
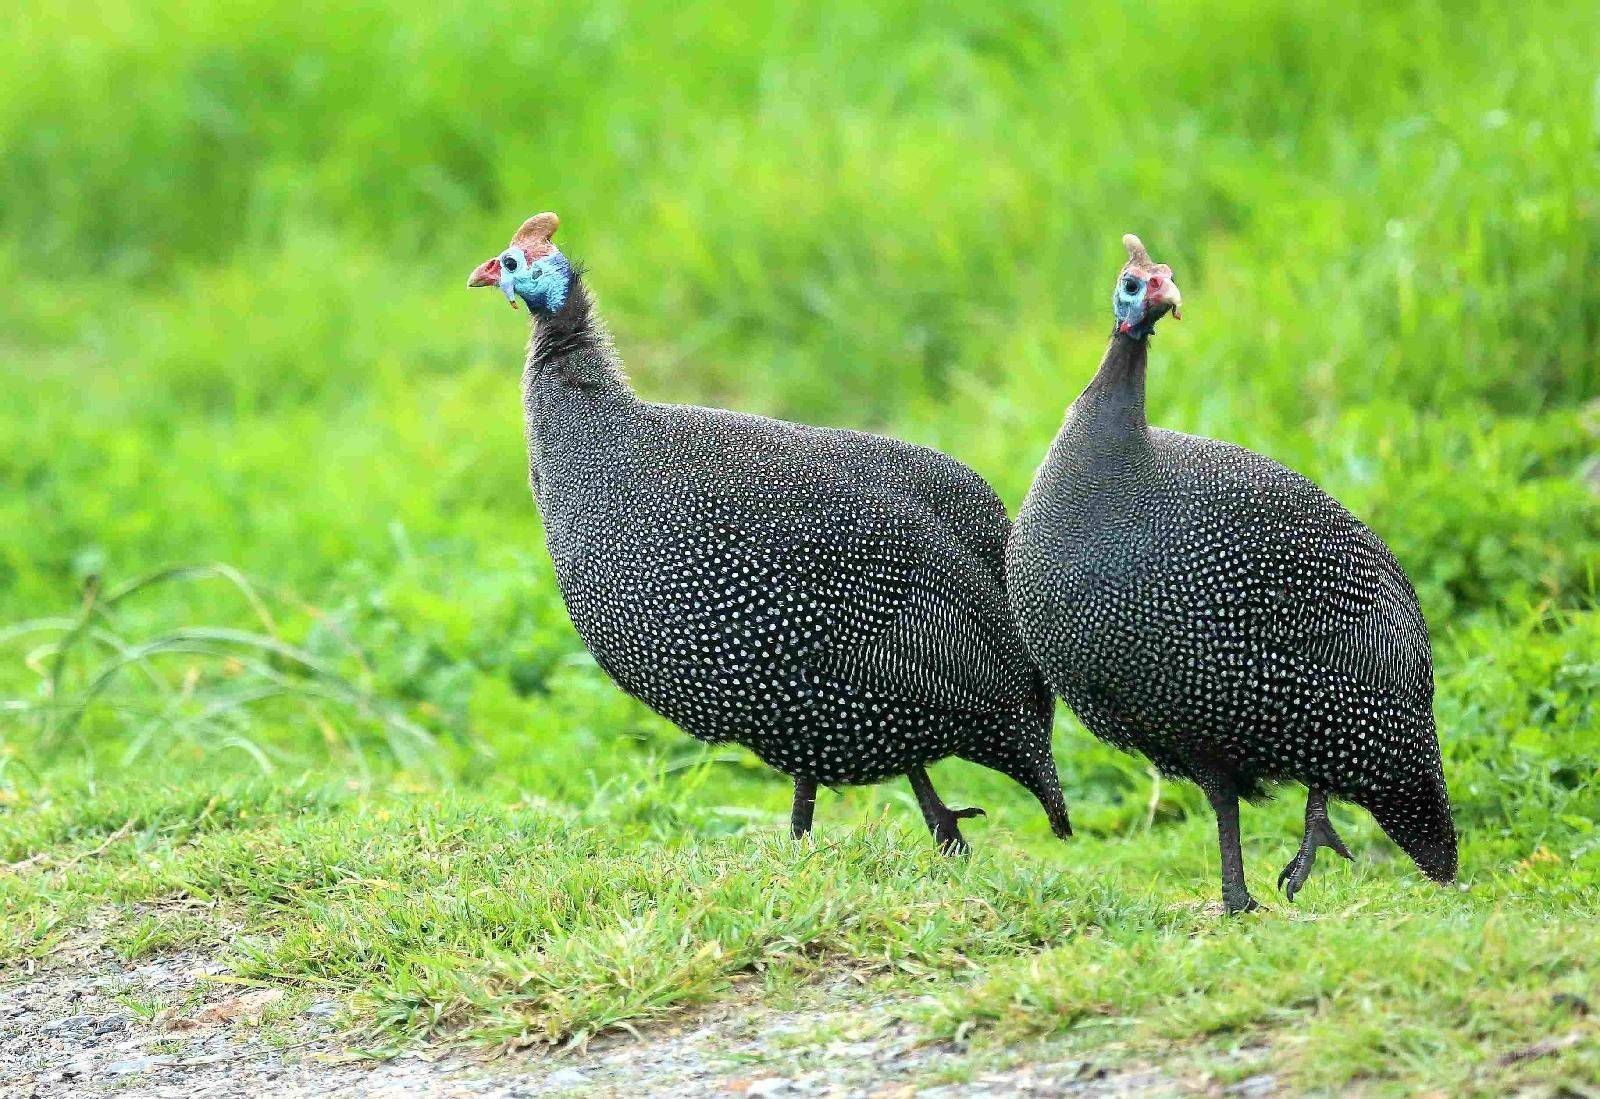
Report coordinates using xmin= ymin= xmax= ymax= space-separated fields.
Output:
xmin=522 ymin=275 xmax=632 ymax=401
xmin=1067 ymin=332 xmax=1150 ymax=446
xmin=520 ymin=276 xmax=636 ymax=496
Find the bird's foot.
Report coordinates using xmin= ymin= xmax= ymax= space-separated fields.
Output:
xmin=931 ymin=806 xmax=985 ymax=856
xmin=1276 ymin=816 xmax=1354 ymax=902
xmin=1223 ymin=887 xmax=1264 ymax=916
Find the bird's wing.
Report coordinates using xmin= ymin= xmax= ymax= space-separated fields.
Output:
xmin=791 ymin=427 xmax=1043 ymax=716
xmin=621 ymin=407 xmax=1040 ymax=717
xmin=1159 ymin=435 xmax=1433 ymax=703
xmin=801 ymin=546 xmax=1048 ymax=717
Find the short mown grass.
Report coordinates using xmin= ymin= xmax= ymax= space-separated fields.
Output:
xmin=2 ymin=733 xmax=1596 ymax=1094
xmin=4 ymin=605 xmax=1597 ymax=1091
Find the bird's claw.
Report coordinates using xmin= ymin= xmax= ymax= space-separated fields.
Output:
xmin=931 ymin=807 xmax=984 ymax=856
xmin=1224 ymin=891 xmax=1264 ymax=915
xmin=1308 ymin=814 xmax=1353 ymax=861
xmin=1277 ymin=816 xmax=1356 ymax=901
xmin=1276 ymin=854 xmax=1313 ymax=902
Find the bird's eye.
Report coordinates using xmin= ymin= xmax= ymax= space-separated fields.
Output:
xmin=1122 ymin=277 xmax=1141 ymax=296
xmin=502 ymin=253 xmax=519 ymax=272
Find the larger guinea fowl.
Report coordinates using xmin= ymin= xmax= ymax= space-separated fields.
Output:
xmin=467 ymin=212 xmax=1070 ymax=852
xmin=1007 ymin=235 xmax=1455 ymax=913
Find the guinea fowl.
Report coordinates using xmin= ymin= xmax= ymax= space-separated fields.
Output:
xmin=467 ymin=212 xmax=1070 ymax=852
xmin=1006 ymin=235 xmax=1455 ymax=912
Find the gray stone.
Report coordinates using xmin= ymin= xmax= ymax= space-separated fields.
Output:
xmin=105 ymin=1054 xmax=178 ymax=1075
xmin=40 ymin=1015 xmax=92 ymax=1034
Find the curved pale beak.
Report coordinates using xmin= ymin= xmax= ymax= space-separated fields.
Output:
xmin=1146 ymin=272 xmax=1182 ymax=320
xmin=468 ymin=256 xmax=521 ymax=308
xmin=467 ymin=257 xmax=502 ymax=288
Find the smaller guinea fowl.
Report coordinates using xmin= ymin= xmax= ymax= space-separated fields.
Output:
xmin=468 ymin=212 xmax=1071 ymax=853
xmin=1007 ymin=234 xmax=1456 ymax=913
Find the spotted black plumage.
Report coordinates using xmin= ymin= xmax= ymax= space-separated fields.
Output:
xmin=470 ymin=213 xmax=1069 ymax=851
xmin=1006 ymin=234 xmax=1455 ymax=911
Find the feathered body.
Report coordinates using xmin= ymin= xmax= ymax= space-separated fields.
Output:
xmin=1006 ymin=237 xmax=1454 ymax=909
xmin=474 ymin=218 xmax=1069 ymax=848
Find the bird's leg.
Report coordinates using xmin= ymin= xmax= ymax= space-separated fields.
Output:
xmin=790 ymin=776 xmax=818 ymax=839
xmin=1203 ymin=782 xmax=1261 ymax=915
xmin=1276 ymin=788 xmax=1354 ymax=901
xmin=907 ymin=766 xmax=985 ymax=855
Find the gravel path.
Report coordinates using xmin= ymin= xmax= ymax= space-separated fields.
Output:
xmin=1 ymin=950 xmax=1207 ymax=1097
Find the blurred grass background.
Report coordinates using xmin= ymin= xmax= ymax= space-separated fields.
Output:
xmin=1 ymin=0 xmax=1598 ymax=893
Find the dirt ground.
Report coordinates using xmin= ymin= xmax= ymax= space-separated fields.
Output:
xmin=0 ymin=948 xmax=1223 ymax=1097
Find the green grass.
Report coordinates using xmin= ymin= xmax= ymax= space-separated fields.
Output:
xmin=2 ymin=737 xmax=1596 ymax=1093
xmin=2 ymin=0 xmax=1599 ymax=1093
xmin=3 ymin=604 xmax=1596 ymax=1091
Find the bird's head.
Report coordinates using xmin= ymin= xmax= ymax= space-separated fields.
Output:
xmin=467 ymin=212 xmax=574 ymax=315
xmin=1112 ymin=234 xmax=1181 ymax=340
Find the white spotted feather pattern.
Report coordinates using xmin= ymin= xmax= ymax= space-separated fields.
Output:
xmin=504 ymin=268 xmax=1069 ymax=844
xmin=1006 ymin=247 xmax=1455 ymax=907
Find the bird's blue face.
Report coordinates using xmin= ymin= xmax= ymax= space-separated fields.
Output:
xmin=468 ymin=213 xmax=571 ymax=315
xmin=486 ymin=246 xmax=573 ymax=315
xmin=1112 ymin=262 xmax=1182 ymax=340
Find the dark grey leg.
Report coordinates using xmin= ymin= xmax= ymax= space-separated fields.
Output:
xmin=907 ymin=766 xmax=985 ymax=855
xmin=1203 ymin=782 xmax=1261 ymax=915
xmin=791 ymin=776 xmax=818 ymax=839
xmin=1277 ymin=788 xmax=1354 ymax=901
